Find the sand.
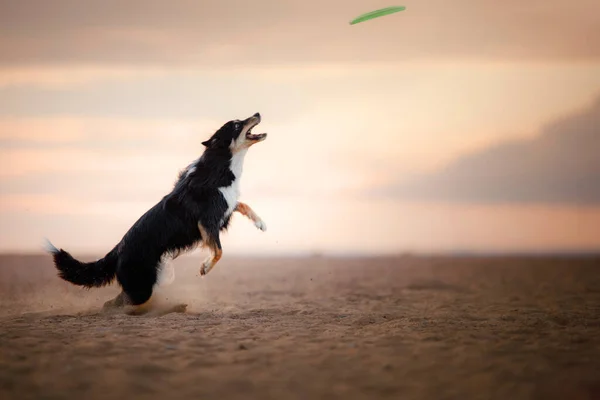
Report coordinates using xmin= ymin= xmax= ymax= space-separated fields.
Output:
xmin=0 ymin=254 xmax=599 ymax=400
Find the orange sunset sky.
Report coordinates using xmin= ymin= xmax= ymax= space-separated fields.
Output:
xmin=1 ymin=0 xmax=599 ymax=255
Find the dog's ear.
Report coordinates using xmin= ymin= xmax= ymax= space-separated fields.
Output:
xmin=203 ymin=136 xmax=232 ymax=149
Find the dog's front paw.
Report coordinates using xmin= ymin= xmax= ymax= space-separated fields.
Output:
xmin=254 ymin=219 xmax=267 ymax=232
xmin=200 ymin=261 xmax=210 ymax=276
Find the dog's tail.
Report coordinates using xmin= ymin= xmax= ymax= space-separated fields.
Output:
xmin=44 ymin=239 xmax=118 ymax=288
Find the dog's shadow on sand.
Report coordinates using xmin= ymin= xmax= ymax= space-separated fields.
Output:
xmin=100 ymin=301 xmax=189 ymax=317
xmin=16 ymin=301 xmax=189 ymax=320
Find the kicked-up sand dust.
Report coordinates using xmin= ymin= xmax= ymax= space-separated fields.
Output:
xmin=0 ymin=254 xmax=599 ymax=400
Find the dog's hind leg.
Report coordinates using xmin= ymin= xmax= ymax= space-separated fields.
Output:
xmin=103 ymin=291 xmax=158 ymax=316
xmin=198 ymin=223 xmax=222 ymax=276
xmin=125 ymin=296 xmax=155 ymax=316
xmin=235 ymin=202 xmax=267 ymax=231
xmin=103 ymin=291 xmax=129 ymax=309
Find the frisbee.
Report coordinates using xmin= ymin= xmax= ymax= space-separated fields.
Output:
xmin=350 ymin=6 xmax=406 ymax=25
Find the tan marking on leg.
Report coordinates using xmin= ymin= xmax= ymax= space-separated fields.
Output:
xmin=235 ymin=202 xmax=254 ymax=219
xmin=235 ymin=202 xmax=266 ymax=231
xmin=198 ymin=223 xmax=223 ymax=276
xmin=201 ymin=246 xmax=222 ymax=276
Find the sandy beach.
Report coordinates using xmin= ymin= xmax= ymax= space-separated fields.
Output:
xmin=1 ymin=254 xmax=599 ymax=400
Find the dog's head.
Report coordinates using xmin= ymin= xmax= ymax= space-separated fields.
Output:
xmin=202 ymin=113 xmax=267 ymax=152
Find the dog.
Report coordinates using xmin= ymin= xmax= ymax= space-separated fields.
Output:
xmin=46 ymin=112 xmax=267 ymax=313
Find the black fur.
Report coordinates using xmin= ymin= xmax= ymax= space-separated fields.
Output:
xmin=47 ymin=114 xmax=258 ymax=306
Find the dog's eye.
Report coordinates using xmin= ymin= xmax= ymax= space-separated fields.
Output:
xmin=234 ymin=123 xmax=240 ymax=130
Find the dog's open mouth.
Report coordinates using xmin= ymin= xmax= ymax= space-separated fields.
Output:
xmin=245 ymin=116 xmax=267 ymax=142
xmin=246 ymin=129 xmax=267 ymax=142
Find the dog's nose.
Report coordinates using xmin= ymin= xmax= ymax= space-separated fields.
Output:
xmin=254 ymin=112 xmax=261 ymax=119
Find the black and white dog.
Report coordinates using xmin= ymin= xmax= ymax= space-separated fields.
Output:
xmin=46 ymin=113 xmax=267 ymax=311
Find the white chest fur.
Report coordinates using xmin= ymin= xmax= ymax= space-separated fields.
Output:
xmin=219 ymin=149 xmax=247 ymax=223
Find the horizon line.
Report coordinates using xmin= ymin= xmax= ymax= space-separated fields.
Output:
xmin=2 ymin=249 xmax=600 ymax=259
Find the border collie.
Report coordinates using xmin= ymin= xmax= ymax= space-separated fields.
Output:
xmin=46 ymin=113 xmax=267 ymax=312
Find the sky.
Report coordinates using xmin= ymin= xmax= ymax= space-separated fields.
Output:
xmin=1 ymin=0 xmax=599 ymax=255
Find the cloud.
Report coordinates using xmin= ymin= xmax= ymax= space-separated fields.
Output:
xmin=374 ymin=94 xmax=600 ymax=205
xmin=0 ymin=0 xmax=598 ymax=66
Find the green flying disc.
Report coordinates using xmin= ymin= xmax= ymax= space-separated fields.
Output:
xmin=350 ymin=6 xmax=406 ymax=25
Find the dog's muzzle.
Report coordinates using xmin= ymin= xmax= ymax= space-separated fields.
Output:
xmin=245 ymin=112 xmax=267 ymax=142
